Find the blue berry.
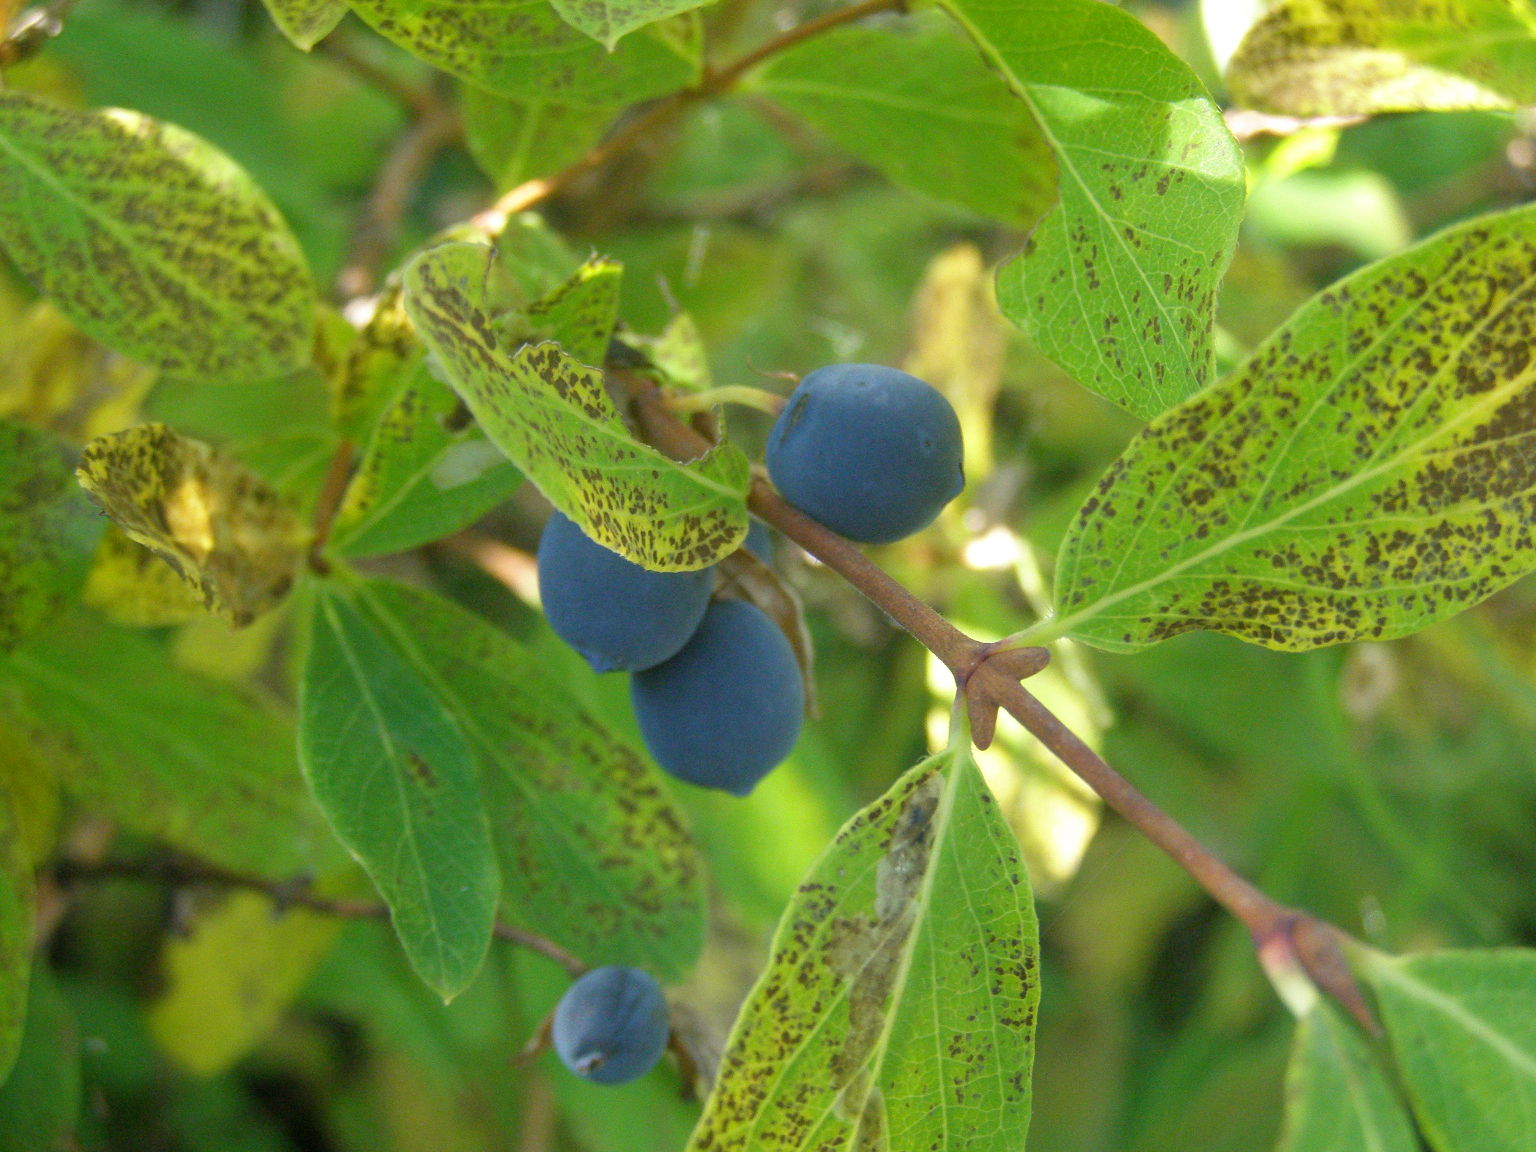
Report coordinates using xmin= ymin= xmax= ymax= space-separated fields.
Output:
xmin=537 ymin=511 xmax=713 ymax=673
xmin=552 ymin=966 xmax=670 ymax=1085
xmin=631 ymin=600 xmax=803 ymax=796
xmin=766 ymin=364 xmax=964 ymax=544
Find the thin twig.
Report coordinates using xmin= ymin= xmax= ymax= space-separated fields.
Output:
xmin=307 ymin=437 xmax=357 ymax=573
xmin=472 ymin=0 xmax=905 ymax=234
xmin=56 ymin=856 xmax=588 ymax=977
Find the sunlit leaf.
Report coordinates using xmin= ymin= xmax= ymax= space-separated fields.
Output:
xmin=404 ymin=242 xmax=749 ymax=570
xmin=939 ymin=0 xmax=1245 ymax=419
xmin=0 ymin=92 xmax=315 ymax=381
xmin=1 ymin=608 xmax=335 ymax=877
xmin=299 ymin=584 xmax=499 ymax=1000
xmin=150 ymin=891 xmax=342 ymax=1076
xmin=0 ymin=969 xmax=77 ymax=1147
xmin=331 ymin=362 xmax=522 ymax=558
xmin=342 ymin=0 xmax=699 ymax=104
xmin=1364 ymin=949 xmax=1536 ymax=1152
xmin=525 ymin=257 xmax=623 ymax=366
xmin=754 ymin=23 xmax=1056 ymax=227
xmin=356 ymin=579 xmax=706 ymax=977
xmin=460 ymin=86 xmax=618 ymax=191
xmin=549 ymin=0 xmax=710 ymax=50
xmin=259 ymin=0 xmax=347 ymax=49
xmin=76 ymin=423 xmax=307 ymax=627
xmin=1228 ymin=0 xmax=1536 ymax=116
xmin=1277 ymin=1001 xmax=1418 ymax=1152
xmin=1036 ymin=203 xmax=1536 ymax=653
xmin=0 ymin=768 xmax=34 ymax=1087
xmin=685 ymin=747 xmax=1038 ymax=1151
xmin=0 ymin=421 xmax=102 ymax=652
xmin=331 ymin=285 xmax=417 ymax=440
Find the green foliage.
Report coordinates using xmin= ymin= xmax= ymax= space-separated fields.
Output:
xmin=941 ymin=0 xmax=1246 ymax=419
xmin=300 ymin=582 xmax=500 ymax=1000
xmin=686 ymin=746 xmax=1039 ymax=1151
xmin=753 ymin=21 xmax=1056 ymax=226
xmin=0 ymin=92 xmax=316 ymax=381
xmin=0 ymin=768 xmax=32 ymax=1086
xmin=0 ymin=970 xmax=78 ymax=1152
xmin=1039 ymin=202 xmax=1536 ymax=653
xmin=1276 ymin=1002 xmax=1417 ymax=1152
xmin=549 ymin=0 xmax=713 ymax=50
xmin=1229 ymin=0 xmax=1536 ymax=115
xmin=404 ymin=242 xmax=750 ymax=569
xmin=1364 ymin=948 xmax=1536 ymax=1151
xmin=259 ymin=0 xmax=348 ymax=50
xmin=461 ymin=87 xmax=618 ymax=190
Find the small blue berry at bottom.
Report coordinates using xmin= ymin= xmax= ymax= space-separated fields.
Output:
xmin=552 ymin=966 xmax=670 ymax=1085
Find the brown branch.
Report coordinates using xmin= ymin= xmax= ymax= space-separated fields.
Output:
xmin=625 ymin=372 xmax=1376 ymax=1031
xmin=317 ymin=37 xmax=441 ymax=120
xmin=56 ymin=855 xmax=588 ymax=977
xmin=472 ymin=0 xmax=905 ymax=234
xmin=307 ymin=437 xmax=357 ymax=573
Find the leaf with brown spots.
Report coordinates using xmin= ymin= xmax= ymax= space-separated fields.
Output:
xmin=1031 ymin=202 xmax=1536 ymax=653
xmin=685 ymin=747 xmax=1038 ymax=1152
xmin=0 ymin=606 xmax=338 ymax=878
xmin=258 ymin=0 xmax=347 ymax=49
xmin=342 ymin=0 xmax=699 ymax=103
xmin=76 ymin=424 xmax=306 ymax=628
xmin=299 ymin=583 xmax=500 ymax=1001
xmin=1228 ymin=0 xmax=1536 ymax=116
xmin=0 ymin=92 xmax=316 ymax=382
xmin=549 ymin=0 xmax=709 ymax=49
xmin=0 ymin=420 xmax=102 ymax=653
xmin=404 ymin=242 xmax=749 ymax=571
xmin=940 ymin=0 xmax=1245 ymax=420
xmin=356 ymin=579 xmax=707 ymax=979
xmin=753 ymin=22 xmax=1057 ymax=228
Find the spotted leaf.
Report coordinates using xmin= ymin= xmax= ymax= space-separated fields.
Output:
xmin=76 ymin=424 xmax=306 ymax=628
xmin=685 ymin=747 xmax=1038 ymax=1152
xmin=342 ymin=0 xmax=699 ymax=104
xmin=1032 ymin=203 xmax=1536 ymax=653
xmin=404 ymin=242 xmax=749 ymax=571
xmin=549 ymin=0 xmax=711 ymax=49
xmin=355 ymin=579 xmax=706 ymax=979
xmin=0 ymin=421 xmax=102 ymax=652
xmin=259 ymin=0 xmax=346 ymax=48
xmin=1228 ymin=0 xmax=1536 ymax=116
xmin=940 ymin=0 xmax=1245 ymax=419
xmin=0 ymin=93 xmax=315 ymax=381
xmin=299 ymin=583 xmax=499 ymax=1001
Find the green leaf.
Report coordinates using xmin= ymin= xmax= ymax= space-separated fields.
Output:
xmin=549 ymin=0 xmax=710 ymax=49
xmin=525 ymin=257 xmax=624 ymax=366
xmin=0 ymin=768 xmax=34 ymax=1088
xmin=460 ymin=86 xmax=618 ymax=191
xmin=1 ymin=608 xmax=334 ymax=877
xmin=685 ymin=747 xmax=1038 ymax=1152
xmin=0 ymin=92 xmax=316 ymax=381
xmin=1228 ymin=0 xmax=1536 ymax=116
xmin=299 ymin=584 xmax=499 ymax=1000
xmin=939 ymin=0 xmax=1245 ymax=419
xmin=0 ymin=421 xmax=103 ymax=653
xmin=1036 ymin=203 xmax=1536 ymax=653
xmin=1364 ymin=949 xmax=1536 ymax=1152
xmin=258 ymin=0 xmax=347 ymax=49
xmin=1277 ymin=1001 xmax=1418 ymax=1152
xmin=403 ymin=242 xmax=749 ymax=570
xmin=76 ymin=424 xmax=307 ymax=628
xmin=331 ymin=361 xmax=523 ymax=558
xmin=342 ymin=0 xmax=700 ymax=104
xmin=753 ymin=22 xmax=1056 ymax=227
xmin=0 ymin=968 xmax=78 ymax=1146
xmin=355 ymin=579 xmax=707 ymax=978
xmin=149 ymin=891 xmax=342 ymax=1076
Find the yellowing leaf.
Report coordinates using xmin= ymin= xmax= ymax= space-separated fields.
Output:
xmin=76 ymin=424 xmax=306 ymax=627
xmin=150 ymin=891 xmax=341 ymax=1076
xmin=258 ymin=0 xmax=346 ymax=49
xmin=0 ymin=93 xmax=316 ymax=382
xmin=686 ymin=748 xmax=1038 ymax=1152
xmin=83 ymin=526 xmax=205 ymax=628
xmin=1229 ymin=0 xmax=1536 ymax=116
xmin=1033 ymin=202 xmax=1536 ymax=653
xmin=404 ymin=242 xmax=748 ymax=570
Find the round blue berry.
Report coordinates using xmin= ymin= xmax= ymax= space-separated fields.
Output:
xmin=631 ymin=599 xmax=803 ymax=796
xmin=537 ymin=511 xmax=714 ymax=673
xmin=766 ymin=364 xmax=964 ymax=544
xmin=552 ymin=966 xmax=670 ymax=1085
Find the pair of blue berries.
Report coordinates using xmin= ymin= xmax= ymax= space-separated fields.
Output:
xmin=537 ymin=363 xmax=963 ymax=797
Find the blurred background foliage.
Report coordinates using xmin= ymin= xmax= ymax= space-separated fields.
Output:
xmin=3 ymin=0 xmax=1536 ymax=1148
